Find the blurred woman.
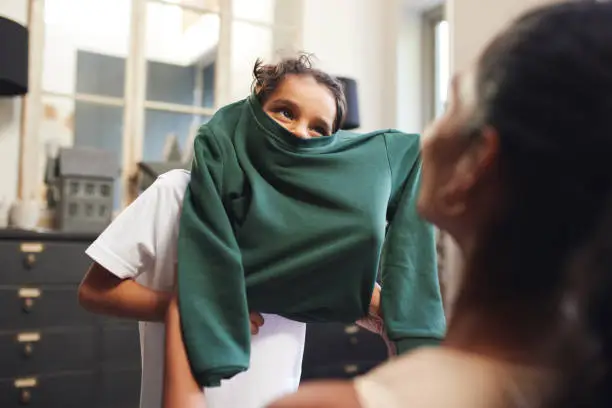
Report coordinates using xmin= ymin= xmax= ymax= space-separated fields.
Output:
xmin=269 ymin=2 xmax=612 ymax=407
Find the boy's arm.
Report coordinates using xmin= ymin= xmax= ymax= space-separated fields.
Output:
xmin=78 ymin=262 xmax=171 ymax=322
xmin=163 ymin=294 xmax=207 ymax=408
xmin=79 ymin=171 xmax=188 ymax=320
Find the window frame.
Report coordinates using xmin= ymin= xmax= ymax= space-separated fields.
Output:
xmin=421 ymin=3 xmax=451 ymax=311
xmin=420 ymin=4 xmax=445 ymax=127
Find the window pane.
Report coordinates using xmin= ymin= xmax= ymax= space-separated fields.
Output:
xmin=230 ymin=22 xmax=273 ymax=102
xmin=76 ymin=51 xmax=126 ymax=97
xmin=201 ymin=63 xmax=215 ymax=108
xmin=40 ymin=96 xmax=124 ymax=210
xmin=143 ymin=110 xmax=210 ymax=162
xmin=145 ymin=2 xmax=219 ymax=107
xmin=43 ymin=0 xmax=130 ymax=96
xmin=232 ymin=0 xmax=302 ymax=26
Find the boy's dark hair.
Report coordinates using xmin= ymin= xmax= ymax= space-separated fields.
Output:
xmin=251 ymin=53 xmax=347 ymax=132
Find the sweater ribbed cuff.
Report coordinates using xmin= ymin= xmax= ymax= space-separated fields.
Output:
xmin=394 ymin=337 xmax=442 ymax=355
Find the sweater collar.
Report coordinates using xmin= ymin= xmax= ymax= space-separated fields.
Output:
xmin=247 ymin=94 xmax=337 ymax=151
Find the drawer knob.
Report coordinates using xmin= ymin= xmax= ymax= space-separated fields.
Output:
xmin=23 ymin=343 xmax=34 ymax=357
xmin=20 ymin=388 xmax=32 ymax=404
xmin=23 ymin=253 xmax=37 ymax=269
xmin=17 ymin=332 xmax=40 ymax=358
xmin=19 ymin=288 xmax=41 ymax=313
xmin=22 ymin=298 xmax=35 ymax=313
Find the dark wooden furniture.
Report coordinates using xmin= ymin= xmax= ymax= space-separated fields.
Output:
xmin=0 ymin=229 xmax=387 ymax=408
xmin=301 ymin=322 xmax=388 ymax=381
xmin=0 ymin=229 xmax=140 ymax=408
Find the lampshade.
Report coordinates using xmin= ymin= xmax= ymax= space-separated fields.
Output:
xmin=336 ymin=76 xmax=360 ymax=130
xmin=0 ymin=16 xmax=29 ymax=96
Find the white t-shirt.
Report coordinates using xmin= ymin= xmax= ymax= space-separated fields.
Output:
xmin=86 ymin=169 xmax=306 ymax=408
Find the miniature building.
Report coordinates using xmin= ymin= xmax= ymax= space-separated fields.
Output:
xmin=48 ymin=147 xmax=118 ymax=233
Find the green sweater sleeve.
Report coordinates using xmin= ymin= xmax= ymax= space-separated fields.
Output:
xmin=177 ymin=126 xmax=250 ymax=387
xmin=381 ymin=132 xmax=446 ymax=355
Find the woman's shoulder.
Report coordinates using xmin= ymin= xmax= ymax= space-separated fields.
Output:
xmin=354 ymin=347 xmax=527 ymax=408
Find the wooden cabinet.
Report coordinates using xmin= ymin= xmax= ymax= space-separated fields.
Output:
xmin=0 ymin=230 xmax=140 ymax=408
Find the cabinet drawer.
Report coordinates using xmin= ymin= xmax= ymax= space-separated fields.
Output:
xmin=99 ymin=367 xmax=141 ymax=408
xmin=0 ymin=241 xmax=91 ymax=285
xmin=101 ymin=323 xmax=140 ymax=368
xmin=302 ymin=323 xmax=387 ymax=369
xmin=0 ymin=327 xmax=96 ymax=379
xmin=0 ymin=371 xmax=95 ymax=408
xmin=0 ymin=287 xmax=94 ymax=330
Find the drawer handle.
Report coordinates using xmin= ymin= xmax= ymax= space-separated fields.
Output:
xmin=18 ymin=332 xmax=41 ymax=358
xmin=19 ymin=289 xmax=41 ymax=313
xmin=14 ymin=377 xmax=37 ymax=405
xmin=344 ymin=325 xmax=360 ymax=335
xmin=20 ymin=242 xmax=44 ymax=253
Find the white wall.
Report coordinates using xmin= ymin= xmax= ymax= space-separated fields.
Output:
xmin=0 ymin=0 xmax=28 ymax=205
xmin=442 ymin=0 xmax=562 ymax=315
xmin=449 ymin=0 xmax=560 ymax=72
xmin=301 ymin=0 xmax=442 ymax=134
xmin=396 ymin=6 xmax=424 ymax=133
xmin=301 ymin=0 xmax=401 ymax=132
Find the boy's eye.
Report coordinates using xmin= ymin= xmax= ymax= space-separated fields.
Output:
xmin=279 ymin=109 xmax=294 ymax=119
xmin=312 ymin=127 xmax=327 ymax=136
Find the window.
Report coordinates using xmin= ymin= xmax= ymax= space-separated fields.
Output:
xmin=24 ymin=0 xmax=303 ymax=211
xmin=39 ymin=0 xmax=130 ymax=210
xmin=421 ymin=5 xmax=448 ymax=124
xmin=143 ymin=1 xmax=219 ymax=164
xmin=433 ymin=20 xmax=450 ymax=118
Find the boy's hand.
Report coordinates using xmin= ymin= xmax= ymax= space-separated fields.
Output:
xmin=250 ymin=311 xmax=264 ymax=335
xmin=368 ymin=282 xmax=381 ymax=318
xmin=355 ymin=283 xmax=396 ymax=356
xmin=356 ymin=283 xmax=382 ymax=332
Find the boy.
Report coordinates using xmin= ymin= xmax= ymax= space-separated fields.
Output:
xmin=78 ymin=170 xmax=308 ymax=408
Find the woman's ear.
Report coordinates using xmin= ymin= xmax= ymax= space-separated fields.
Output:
xmin=436 ymin=127 xmax=500 ymax=217
xmin=471 ymin=126 xmax=500 ymax=181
